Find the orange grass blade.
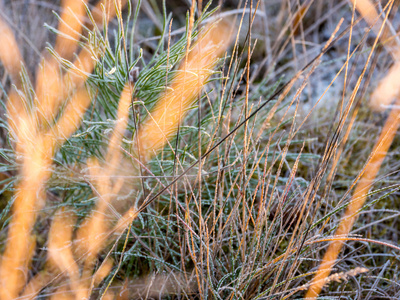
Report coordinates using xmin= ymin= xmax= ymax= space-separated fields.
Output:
xmin=6 ymin=89 xmax=30 ymax=142
xmin=351 ymin=0 xmax=399 ymax=52
xmin=48 ymin=209 xmax=86 ymax=299
xmin=350 ymin=0 xmax=381 ymax=35
xmin=35 ymin=0 xmax=89 ymax=124
xmin=50 ymin=88 xmax=92 ymax=145
xmin=73 ymin=84 xmax=132 ymax=295
xmin=93 ymin=258 xmax=114 ymax=286
xmin=20 ymin=271 xmax=53 ymax=300
xmin=349 ymin=0 xmax=398 ymax=54
xmin=106 ymin=83 xmax=132 ymax=169
xmin=35 ymin=59 xmax=63 ymax=125
xmin=0 ymin=137 xmax=52 ymax=299
xmin=55 ymin=0 xmax=89 ymax=61
xmin=138 ymin=20 xmax=233 ymax=160
xmin=0 ymin=17 xmax=25 ymax=88
xmin=112 ymin=207 xmax=138 ymax=236
xmin=49 ymin=286 xmax=75 ymax=300
xmin=370 ymin=50 xmax=400 ymax=111
xmin=0 ymin=89 xmax=91 ymax=299
xmin=75 ymin=158 xmax=110 ymax=261
xmin=65 ymin=46 xmax=96 ymax=87
xmin=305 ymin=98 xmax=400 ymax=298
xmin=349 ymin=0 xmax=400 ymax=112
xmin=64 ymin=0 xmax=128 ymax=88
xmin=75 ymin=83 xmax=132 ymax=265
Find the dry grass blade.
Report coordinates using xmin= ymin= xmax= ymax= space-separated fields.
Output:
xmin=0 ymin=17 xmax=25 ymax=88
xmin=55 ymin=0 xmax=89 ymax=60
xmin=48 ymin=209 xmax=85 ymax=299
xmin=284 ymin=267 xmax=369 ymax=300
xmin=137 ymin=20 xmax=234 ymax=161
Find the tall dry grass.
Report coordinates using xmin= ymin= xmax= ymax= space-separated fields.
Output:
xmin=306 ymin=0 xmax=400 ymax=298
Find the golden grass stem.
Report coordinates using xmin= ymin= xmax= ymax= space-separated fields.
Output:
xmin=0 ymin=18 xmax=24 ymax=88
xmin=56 ymin=0 xmax=89 ymax=61
xmin=138 ymin=20 xmax=233 ymax=160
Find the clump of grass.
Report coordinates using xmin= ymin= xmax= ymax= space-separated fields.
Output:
xmin=0 ymin=0 xmax=400 ymax=299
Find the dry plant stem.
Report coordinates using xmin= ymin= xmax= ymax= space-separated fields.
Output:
xmin=0 ymin=18 xmax=24 ymax=88
xmin=56 ymin=0 xmax=89 ymax=60
xmin=48 ymin=209 xmax=85 ymax=299
xmin=305 ymin=97 xmax=400 ymax=298
xmin=284 ymin=267 xmax=369 ymax=300
xmin=137 ymin=20 xmax=233 ymax=160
